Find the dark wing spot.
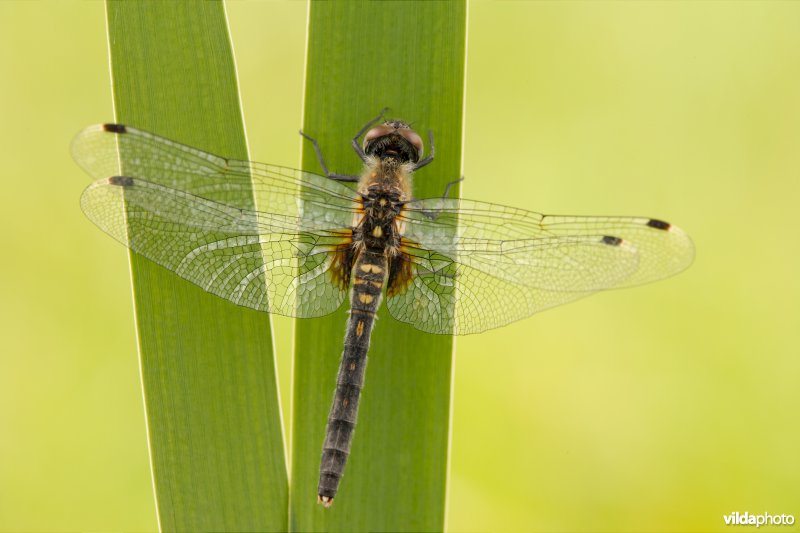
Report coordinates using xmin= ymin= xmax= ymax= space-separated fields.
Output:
xmin=601 ymin=235 xmax=623 ymax=246
xmin=102 ymin=123 xmax=127 ymax=134
xmin=646 ymin=218 xmax=671 ymax=230
xmin=108 ymin=176 xmax=134 ymax=187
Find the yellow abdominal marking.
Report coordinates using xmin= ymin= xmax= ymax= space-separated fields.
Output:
xmin=358 ymin=294 xmax=374 ymax=305
xmin=355 ymin=321 xmax=364 ymax=337
xmin=379 ymin=198 xmax=387 ymax=206
xmin=359 ymin=263 xmax=383 ymax=274
xmin=355 ymin=278 xmax=383 ymax=288
xmin=372 ymin=226 xmax=383 ymax=238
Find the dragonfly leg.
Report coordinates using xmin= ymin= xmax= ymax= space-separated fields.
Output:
xmin=299 ymin=130 xmax=360 ymax=182
xmin=440 ymin=176 xmax=464 ymax=199
xmin=414 ymin=177 xmax=465 ymax=220
xmin=351 ymin=107 xmax=389 ymax=163
xmin=412 ymin=129 xmax=435 ymax=170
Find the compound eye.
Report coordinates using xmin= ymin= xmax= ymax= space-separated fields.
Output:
xmin=364 ymin=125 xmax=394 ymax=145
xmin=398 ymin=129 xmax=424 ymax=156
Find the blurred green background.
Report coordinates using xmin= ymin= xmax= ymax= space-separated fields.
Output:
xmin=1 ymin=1 xmax=798 ymax=531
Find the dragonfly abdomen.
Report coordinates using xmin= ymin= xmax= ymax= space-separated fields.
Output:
xmin=318 ymin=248 xmax=387 ymax=506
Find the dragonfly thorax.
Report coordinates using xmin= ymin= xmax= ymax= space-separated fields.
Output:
xmin=357 ymin=191 xmax=402 ymax=249
xmin=358 ymin=156 xmax=414 ymax=203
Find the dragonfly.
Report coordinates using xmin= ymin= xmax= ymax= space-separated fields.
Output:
xmin=72 ymin=110 xmax=694 ymax=507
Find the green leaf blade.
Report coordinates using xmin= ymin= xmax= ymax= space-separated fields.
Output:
xmin=105 ymin=2 xmax=288 ymax=530
xmin=291 ymin=2 xmax=467 ymax=531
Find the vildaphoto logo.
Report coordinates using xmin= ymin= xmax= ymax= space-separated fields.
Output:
xmin=723 ymin=511 xmax=795 ymax=527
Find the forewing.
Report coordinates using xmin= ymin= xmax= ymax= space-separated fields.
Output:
xmin=71 ymin=124 xmax=361 ymax=232
xmin=386 ymin=198 xmax=694 ymax=334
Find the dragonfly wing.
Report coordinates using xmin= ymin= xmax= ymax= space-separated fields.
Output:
xmin=401 ymin=197 xmax=694 ymax=289
xmin=71 ymin=124 xmax=362 ymax=232
xmin=81 ymin=176 xmax=349 ymax=318
xmin=387 ymin=198 xmax=694 ymax=334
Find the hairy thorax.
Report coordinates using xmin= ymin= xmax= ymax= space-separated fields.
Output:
xmin=354 ymin=156 xmax=414 ymax=255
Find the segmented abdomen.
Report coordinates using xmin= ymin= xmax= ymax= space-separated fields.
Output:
xmin=318 ymin=248 xmax=387 ymax=505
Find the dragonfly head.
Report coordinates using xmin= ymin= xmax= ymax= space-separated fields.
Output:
xmin=363 ymin=120 xmax=423 ymax=163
